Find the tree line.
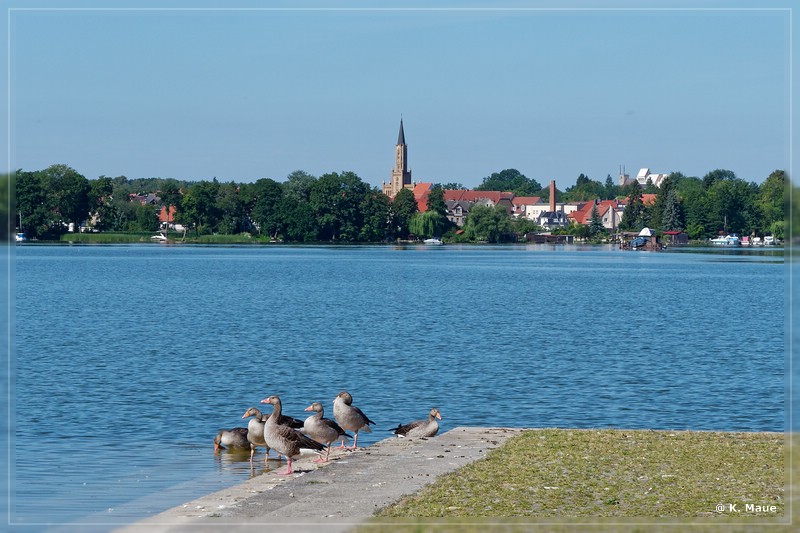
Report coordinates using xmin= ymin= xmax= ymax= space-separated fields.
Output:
xmin=9 ymin=164 xmax=789 ymax=243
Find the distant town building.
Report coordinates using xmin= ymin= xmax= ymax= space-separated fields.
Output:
xmin=535 ymin=181 xmax=570 ymax=230
xmin=635 ymin=168 xmax=669 ymax=187
xmin=382 ymin=118 xmax=413 ymax=198
xmin=569 ymin=199 xmax=625 ymax=231
xmin=618 ymin=167 xmax=669 ymax=188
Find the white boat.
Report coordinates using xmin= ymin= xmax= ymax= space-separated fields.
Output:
xmin=15 ymin=232 xmax=26 ymax=243
xmin=423 ymin=238 xmax=443 ymax=246
xmin=150 ymin=232 xmax=168 ymax=242
xmin=710 ymin=234 xmax=741 ymax=246
xmin=763 ymin=235 xmax=776 ymax=246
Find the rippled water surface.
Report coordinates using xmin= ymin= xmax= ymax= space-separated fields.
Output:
xmin=11 ymin=244 xmax=788 ymax=528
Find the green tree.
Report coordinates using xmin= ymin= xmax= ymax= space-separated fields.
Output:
xmin=476 ymin=168 xmax=542 ymax=196
xmin=463 ymin=204 xmax=515 ymax=243
xmin=660 ymin=188 xmax=685 ymax=232
xmin=702 ymin=168 xmax=737 ymax=190
xmin=705 ymin=177 xmax=757 ymax=236
xmin=409 ymin=211 xmax=439 ymax=239
xmin=134 ymin=203 xmax=159 ymax=232
xmin=389 ymin=187 xmax=418 ymax=240
xmin=561 ymin=220 xmax=590 ymax=240
xmin=216 ymin=182 xmax=247 ymax=234
xmin=422 ymin=185 xmax=451 ymax=237
xmin=310 ymin=171 xmax=370 ymax=241
xmin=248 ymin=178 xmax=284 ymax=238
xmin=564 ymin=173 xmax=606 ymax=202
xmin=512 ymin=217 xmax=541 ymax=237
xmin=181 ymin=180 xmax=220 ymax=235
xmin=619 ymin=186 xmax=645 ymax=231
xmin=588 ymin=204 xmax=606 ymax=237
xmin=283 ymin=170 xmax=316 ymax=202
xmin=438 ymin=182 xmax=464 ymax=190
xmin=643 ymin=178 xmax=659 ymax=194
xmin=42 ymin=164 xmax=91 ymax=232
xmin=673 ymin=175 xmax=708 ymax=238
xmin=89 ymin=176 xmax=115 ymax=231
xmin=757 ymin=170 xmax=786 ymax=235
xmin=604 ymin=174 xmax=617 ymax=200
xmin=15 ymin=169 xmax=50 ymax=238
xmin=283 ymin=197 xmax=317 ymax=242
xmin=358 ymin=190 xmax=391 ymax=242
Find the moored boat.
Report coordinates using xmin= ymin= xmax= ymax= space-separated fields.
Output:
xmin=710 ymin=234 xmax=741 ymax=246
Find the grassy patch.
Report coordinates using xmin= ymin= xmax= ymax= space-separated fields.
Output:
xmin=375 ymin=429 xmax=786 ymax=521
xmin=59 ymin=232 xmax=153 ymax=243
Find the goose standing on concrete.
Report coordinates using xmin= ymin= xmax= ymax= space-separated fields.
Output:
xmin=241 ymin=407 xmax=270 ymax=463
xmin=261 ymin=395 xmax=326 ymax=475
xmin=303 ymin=401 xmax=352 ymax=462
xmin=333 ymin=391 xmax=375 ymax=449
xmin=266 ymin=404 xmax=305 ymax=430
xmin=213 ymin=427 xmax=250 ymax=453
xmin=389 ymin=407 xmax=442 ymax=438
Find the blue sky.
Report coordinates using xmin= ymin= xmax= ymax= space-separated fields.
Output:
xmin=3 ymin=1 xmax=795 ymax=191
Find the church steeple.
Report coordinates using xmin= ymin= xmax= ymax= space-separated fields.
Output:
xmin=382 ymin=117 xmax=413 ymax=198
xmin=397 ymin=118 xmax=406 ymax=146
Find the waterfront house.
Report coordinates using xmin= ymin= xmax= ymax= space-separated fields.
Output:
xmin=569 ymin=199 xmax=624 ymax=231
xmin=511 ymin=196 xmax=542 ymax=218
xmin=662 ymin=230 xmax=688 ymax=245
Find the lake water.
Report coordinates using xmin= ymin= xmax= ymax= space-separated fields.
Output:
xmin=7 ymin=244 xmax=790 ymax=529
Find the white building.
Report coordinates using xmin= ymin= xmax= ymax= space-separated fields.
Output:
xmin=635 ymin=168 xmax=669 ymax=188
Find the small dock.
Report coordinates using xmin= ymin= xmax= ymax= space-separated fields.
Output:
xmin=114 ymin=427 xmax=521 ymax=533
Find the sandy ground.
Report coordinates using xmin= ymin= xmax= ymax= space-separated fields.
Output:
xmin=112 ymin=426 xmax=522 ymax=533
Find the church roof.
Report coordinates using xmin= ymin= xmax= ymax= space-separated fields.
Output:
xmin=397 ymin=118 xmax=406 ymax=145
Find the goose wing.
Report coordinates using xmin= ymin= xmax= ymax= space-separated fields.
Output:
xmin=390 ymin=419 xmax=424 ymax=436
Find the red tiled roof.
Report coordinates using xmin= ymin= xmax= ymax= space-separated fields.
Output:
xmin=642 ymin=194 xmax=657 ymax=205
xmin=511 ymin=196 xmax=541 ymax=206
xmin=159 ymin=205 xmax=177 ymax=223
xmin=443 ymin=190 xmax=513 ymax=203
xmin=571 ymin=200 xmax=621 ymax=225
xmin=413 ymin=182 xmax=433 ymax=212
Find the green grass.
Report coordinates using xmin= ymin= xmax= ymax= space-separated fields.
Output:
xmin=59 ymin=232 xmax=154 ymax=243
xmin=366 ymin=429 xmax=790 ymax=530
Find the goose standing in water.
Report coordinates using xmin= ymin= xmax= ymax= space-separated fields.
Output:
xmin=241 ymin=407 xmax=270 ymax=463
xmin=303 ymin=401 xmax=352 ymax=462
xmin=389 ymin=407 xmax=442 ymax=438
xmin=213 ymin=427 xmax=250 ymax=453
xmin=261 ymin=395 xmax=326 ymax=475
xmin=332 ymin=391 xmax=375 ymax=449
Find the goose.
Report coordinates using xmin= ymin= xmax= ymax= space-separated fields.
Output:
xmin=332 ymin=391 xmax=375 ymax=449
xmin=303 ymin=401 xmax=352 ymax=462
xmin=261 ymin=395 xmax=326 ymax=475
xmin=389 ymin=407 xmax=442 ymax=438
xmin=241 ymin=407 xmax=271 ymax=463
xmin=213 ymin=427 xmax=250 ymax=453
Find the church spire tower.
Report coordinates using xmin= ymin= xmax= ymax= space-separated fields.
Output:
xmin=382 ymin=117 xmax=413 ymax=197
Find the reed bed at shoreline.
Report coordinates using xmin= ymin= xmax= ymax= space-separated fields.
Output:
xmin=368 ymin=429 xmax=789 ymax=530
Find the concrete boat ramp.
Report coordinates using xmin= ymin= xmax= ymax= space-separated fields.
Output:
xmin=115 ymin=427 xmax=521 ymax=533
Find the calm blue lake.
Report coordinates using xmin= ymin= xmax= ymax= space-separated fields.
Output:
xmin=8 ymin=244 xmax=789 ymax=529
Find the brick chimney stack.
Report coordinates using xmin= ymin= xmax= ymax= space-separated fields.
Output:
xmin=549 ymin=180 xmax=556 ymax=212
